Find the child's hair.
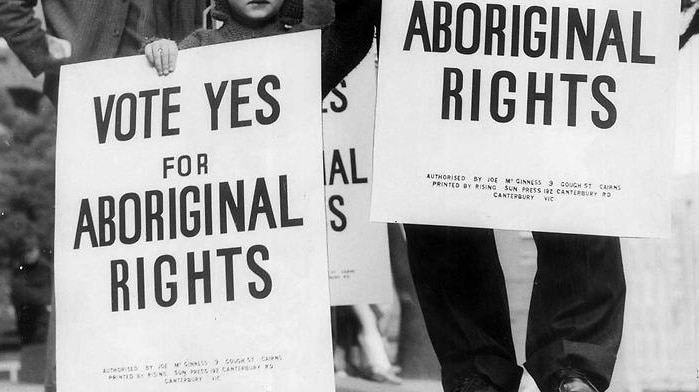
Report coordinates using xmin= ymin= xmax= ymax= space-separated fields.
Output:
xmin=212 ymin=0 xmax=305 ymax=26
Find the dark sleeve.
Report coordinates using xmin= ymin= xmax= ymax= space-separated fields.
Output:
xmin=0 ymin=0 xmax=52 ymax=76
xmin=170 ymin=0 xmax=208 ymax=42
xmin=321 ymin=0 xmax=379 ymax=98
xmin=178 ymin=30 xmax=206 ymax=50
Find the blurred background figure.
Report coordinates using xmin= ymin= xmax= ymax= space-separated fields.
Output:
xmin=0 ymin=35 xmax=56 ymax=386
xmin=10 ymin=236 xmax=52 ymax=384
xmin=333 ymin=304 xmax=402 ymax=385
xmin=11 ymin=236 xmax=52 ymax=348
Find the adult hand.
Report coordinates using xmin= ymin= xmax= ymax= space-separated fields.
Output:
xmin=46 ymin=34 xmax=72 ymax=61
xmin=145 ymin=39 xmax=178 ymax=76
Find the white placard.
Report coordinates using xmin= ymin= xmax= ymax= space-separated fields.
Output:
xmin=323 ymin=47 xmax=393 ymax=306
xmin=54 ymin=31 xmax=334 ymax=392
xmin=371 ymin=0 xmax=677 ymax=238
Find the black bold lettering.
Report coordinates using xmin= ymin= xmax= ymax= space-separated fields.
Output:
xmin=98 ymin=196 xmax=116 ymax=247
xmin=94 ymin=95 xmax=115 ymax=144
xmin=168 ymin=188 xmax=177 ymax=239
xmin=145 ymin=190 xmax=164 ymax=241
xmin=560 ymin=73 xmax=588 ymax=126
xmin=138 ymin=89 xmax=159 ymax=138
xmin=328 ymin=150 xmax=349 ymax=185
xmin=187 ymin=251 xmax=211 ymax=304
xmin=205 ymin=81 xmax=228 ymax=131
xmin=524 ymin=7 xmax=547 ymax=57
xmin=597 ymin=10 xmax=627 ymax=62
xmin=550 ymin=7 xmax=560 ymax=59
xmin=249 ymin=178 xmax=277 ymax=230
xmin=433 ymin=2 xmax=452 ymax=52
xmin=180 ymin=186 xmax=201 ymax=237
xmin=219 ymin=181 xmax=246 ymax=233
xmin=279 ymin=175 xmax=303 ymax=227
xmin=136 ymin=257 xmax=145 ymax=309
xmin=490 ymin=71 xmax=516 ymax=122
xmin=257 ymin=75 xmax=281 ymax=125
xmin=115 ymin=93 xmax=137 ymax=141
xmin=74 ymin=199 xmax=98 ymax=249
xmin=217 ymin=247 xmax=243 ymax=301
xmin=328 ymin=195 xmax=347 ymax=232
xmin=526 ymin=72 xmax=553 ymax=125
xmin=330 ymin=81 xmax=348 ymax=112
xmin=455 ymin=3 xmax=480 ymax=55
xmin=485 ymin=4 xmax=506 ymax=55
xmin=349 ymin=149 xmax=368 ymax=184
xmin=154 ymin=255 xmax=177 ymax=307
xmin=204 ymin=184 xmax=213 ymax=236
xmin=119 ymin=193 xmax=142 ymax=245
xmin=592 ymin=75 xmax=617 ymax=129
xmin=247 ymin=245 xmax=272 ymax=299
xmin=403 ymin=1 xmax=432 ymax=51
xmin=162 ymin=87 xmax=181 ymax=136
xmin=471 ymin=69 xmax=481 ymax=121
xmin=231 ymin=78 xmax=253 ymax=128
xmin=632 ymin=11 xmax=655 ymax=64
xmin=567 ymin=9 xmax=595 ymax=60
xmin=442 ymin=67 xmax=463 ymax=120
xmin=510 ymin=5 xmax=521 ymax=56
xmin=111 ymin=259 xmax=129 ymax=311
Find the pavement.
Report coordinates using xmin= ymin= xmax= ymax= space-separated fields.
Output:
xmin=0 ymin=381 xmax=42 ymax=392
xmin=336 ymin=376 xmax=442 ymax=392
xmin=0 ymin=375 xmax=443 ymax=392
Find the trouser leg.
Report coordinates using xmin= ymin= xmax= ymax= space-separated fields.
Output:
xmin=524 ymin=233 xmax=625 ymax=392
xmin=404 ymin=225 xmax=522 ymax=392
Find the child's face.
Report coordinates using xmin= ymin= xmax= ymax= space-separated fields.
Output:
xmin=227 ymin=0 xmax=285 ymax=25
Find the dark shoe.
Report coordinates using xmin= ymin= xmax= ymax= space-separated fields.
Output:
xmin=556 ymin=371 xmax=600 ymax=392
xmin=451 ymin=375 xmax=499 ymax=392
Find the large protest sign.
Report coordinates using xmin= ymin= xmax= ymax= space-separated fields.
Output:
xmin=371 ymin=0 xmax=677 ymax=237
xmin=53 ymin=31 xmax=334 ymax=392
xmin=323 ymin=46 xmax=393 ymax=306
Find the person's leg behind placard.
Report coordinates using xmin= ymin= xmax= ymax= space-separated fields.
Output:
xmin=404 ymin=225 xmax=523 ymax=392
xmin=525 ymin=233 xmax=625 ymax=392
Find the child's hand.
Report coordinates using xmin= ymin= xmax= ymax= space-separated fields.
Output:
xmin=145 ymin=39 xmax=178 ymax=76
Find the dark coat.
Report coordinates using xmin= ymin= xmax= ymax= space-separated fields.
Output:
xmin=179 ymin=0 xmax=378 ymax=98
xmin=11 ymin=259 xmax=52 ymax=344
xmin=0 ymin=0 xmax=207 ymax=100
